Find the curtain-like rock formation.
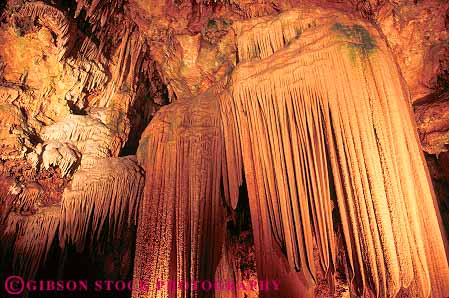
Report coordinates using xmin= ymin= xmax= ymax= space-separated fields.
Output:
xmin=2 ymin=1 xmax=449 ymax=297
xmin=133 ymin=90 xmax=228 ymax=298
xmin=1 ymin=206 xmax=60 ymax=279
xmin=220 ymin=7 xmax=449 ymax=298
xmin=133 ymin=5 xmax=449 ymax=298
xmin=59 ymin=156 xmax=144 ymax=251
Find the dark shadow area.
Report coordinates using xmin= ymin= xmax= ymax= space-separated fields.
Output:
xmin=119 ymin=58 xmax=170 ymax=156
xmin=225 ymin=179 xmax=257 ymax=284
xmin=425 ymin=152 xmax=449 ymax=244
xmin=0 ymin=217 xmax=136 ymax=298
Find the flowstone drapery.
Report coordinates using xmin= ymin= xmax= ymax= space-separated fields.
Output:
xmin=133 ymin=89 xmax=228 ymax=298
xmin=1 ymin=1 xmax=449 ymax=297
xmin=134 ymin=6 xmax=449 ymax=298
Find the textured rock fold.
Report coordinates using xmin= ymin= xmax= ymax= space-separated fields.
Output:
xmin=60 ymin=156 xmax=144 ymax=251
xmin=133 ymin=90 xmax=228 ymax=298
xmin=220 ymin=7 xmax=449 ymax=298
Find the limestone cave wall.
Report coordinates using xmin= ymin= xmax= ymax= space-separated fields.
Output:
xmin=0 ymin=0 xmax=449 ymax=298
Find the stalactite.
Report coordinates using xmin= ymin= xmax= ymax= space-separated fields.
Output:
xmin=232 ymin=9 xmax=318 ymax=63
xmin=74 ymin=0 xmax=125 ymax=32
xmin=17 ymin=1 xmax=74 ymax=61
xmin=1 ymin=182 xmax=44 ymax=222
xmin=220 ymin=7 xmax=449 ymax=298
xmin=0 ymin=177 xmax=19 ymax=223
xmin=220 ymin=89 xmax=243 ymax=210
xmin=133 ymin=90 xmax=227 ymax=298
xmin=59 ymin=156 xmax=144 ymax=251
xmin=41 ymin=141 xmax=81 ymax=177
xmin=1 ymin=207 xmax=60 ymax=279
xmin=41 ymin=114 xmax=122 ymax=164
xmin=11 ymin=182 xmax=44 ymax=214
xmin=65 ymin=57 xmax=109 ymax=93
xmin=99 ymin=25 xmax=146 ymax=107
xmin=75 ymin=35 xmax=108 ymax=66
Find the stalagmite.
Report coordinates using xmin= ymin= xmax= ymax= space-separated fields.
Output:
xmin=219 ymin=7 xmax=449 ymax=298
xmin=59 ymin=156 xmax=144 ymax=251
xmin=1 ymin=207 xmax=60 ymax=279
xmin=133 ymin=90 xmax=227 ymax=298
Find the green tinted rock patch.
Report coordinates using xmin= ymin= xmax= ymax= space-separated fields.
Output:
xmin=332 ymin=23 xmax=376 ymax=57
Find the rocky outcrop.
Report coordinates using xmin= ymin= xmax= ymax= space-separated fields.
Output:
xmin=414 ymin=92 xmax=449 ymax=154
xmin=376 ymin=0 xmax=449 ymax=101
xmin=0 ymin=0 xmax=151 ymax=282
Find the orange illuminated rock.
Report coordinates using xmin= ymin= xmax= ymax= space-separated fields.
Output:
xmin=0 ymin=103 xmax=34 ymax=160
xmin=60 ymin=156 xmax=144 ymax=251
xmin=1 ymin=0 xmax=449 ymax=297
xmin=414 ymin=92 xmax=449 ymax=154
xmin=376 ymin=0 xmax=449 ymax=101
xmin=133 ymin=89 xmax=229 ymax=298
xmin=1 ymin=206 xmax=60 ymax=278
xmin=219 ymin=6 xmax=449 ymax=298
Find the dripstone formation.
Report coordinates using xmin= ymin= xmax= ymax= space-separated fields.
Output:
xmin=1 ymin=1 xmax=449 ymax=298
